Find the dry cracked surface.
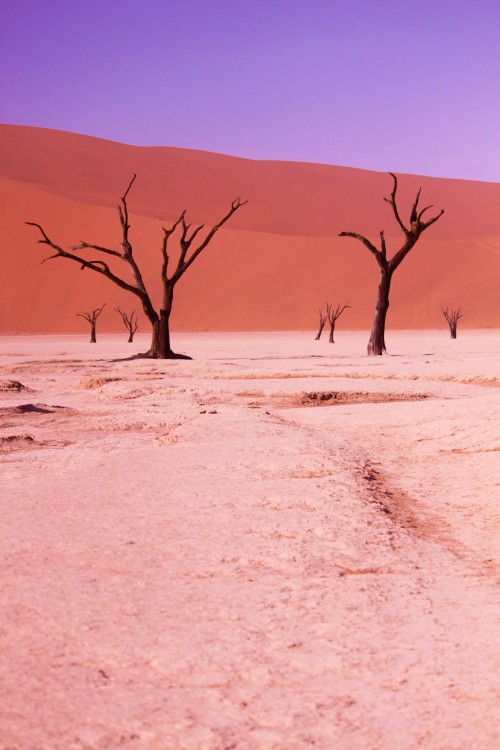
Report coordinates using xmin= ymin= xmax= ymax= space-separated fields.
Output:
xmin=0 ymin=331 xmax=499 ymax=750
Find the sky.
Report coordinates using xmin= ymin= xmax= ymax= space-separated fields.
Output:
xmin=1 ymin=0 xmax=499 ymax=182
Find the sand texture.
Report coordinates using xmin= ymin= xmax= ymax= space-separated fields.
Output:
xmin=1 ymin=124 xmax=500 ymax=333
xmin=0 ymin=330 xmax=499 ymax=749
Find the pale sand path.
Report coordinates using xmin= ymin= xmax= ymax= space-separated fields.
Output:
xmin=0 ymin=331 xmax=499 ymax=750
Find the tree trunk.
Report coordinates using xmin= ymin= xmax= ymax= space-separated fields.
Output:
xmin=315 ymin=321 xmax=325 ymax=340
xmin=127 ymin=330 xmax=134 ymax=343
xmin=329 ymin=323 xmax=335 ymax=344
xmin=367 ymin=267 xmax=391 ymax=355
xmin=90 ymin=323 xmax=97 ymax=343
xmin=146 ymin=286 xmax=191 ymax=359
xmin=158 ymin=309 xmax=172 ymax=358
xmin=149 ymin=316 xmax=175 ymax=358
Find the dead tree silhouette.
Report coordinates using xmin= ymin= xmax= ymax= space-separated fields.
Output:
xmin=314 ymin=308 xmax=327 ymax=340
xmin=115 ymin=307 xmax=139 ymax=342
xmin=76 ymin=304 xmax=106 ymax=343
xmin=27 ymin=175 xmax=247 ymax=359
xmin=442 ymin=307 xmax=462 ymax=339
xmin=327 ymin=302 xmax=350 ymax=343
xmin=340 ymin=173 xmax=444 ymax=355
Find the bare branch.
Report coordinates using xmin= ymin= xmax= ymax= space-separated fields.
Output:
xmin=422 ymin=208 xmax=445 ymax=229
xmin=162 ymin=211 xmax=186 ymax=240
xmin=380 ymin=230 xmax=387 ymax=260
xmin=26 ymin=221 xmax=146 ymax=299
xmin=170 ymin=197 xmax=247 ymax=284
xmin=410 ymin=187 xmax=422 ymax=224
xmin=71 ymin=241 xmax=123 ymax=258
xmin=383 ymin=173 xmax=408 ymax=235
xmin=41 ymin=253 xmax=61 ymax=264
xmin=118 ymin=173 xmax=137 ymax=256
xmin=82 ymin=260 xmax=111 ymax=272
xmin=327 ymin=302 xmax=350 ymax=322
xmin=161 ymin=211 xmax=187 ymax=283
xmin=122 ymin=174 xmax=137 ymax=203
xmin=26 ymin=221 xmax=54 ymax=245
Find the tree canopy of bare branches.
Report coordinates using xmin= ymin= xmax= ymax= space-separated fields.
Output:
xmin=339 ymin=173 xmax=444 ymax=355
xmin=442 ymin=307 xmax=462 ymax=339
xmin=326 ymin=302 xmax=350 ymax=343
xmin=76 ymin=304 xmax=106 ymax=343
xmin=314 ymin=308 xmax=327 ymax=340
xmin=115 ymin=307 xmax=139 ymax=343
xmin=27 ymin=175 xmax=247 ymax=359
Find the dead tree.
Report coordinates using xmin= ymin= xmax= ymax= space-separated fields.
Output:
xmin=76 ymin=304 xmax=106 ymax=343
xmin=442 ymin=307 xmax=462 ymax=339
xmin=27 ymin=175 xmax=247 ymax=359
xmin=327 ymin=302 xmax=350 ymax=343
xmin=315 ymin=308 xmax=327 ymax=340
xmin=115 ymin=306 xmax=139 ymax=342
xmin=339 ymin=173 xmax=444 ymax=355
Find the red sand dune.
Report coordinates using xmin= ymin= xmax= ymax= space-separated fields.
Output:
xmin=1 ymin=124 xmax=499 ymax=334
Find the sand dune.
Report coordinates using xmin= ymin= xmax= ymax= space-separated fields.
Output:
xmin=1 ymin=124 xmax=499 ymax=333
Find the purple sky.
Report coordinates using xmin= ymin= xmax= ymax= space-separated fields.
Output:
xmin=1 ymin=0 xmax=499 ymax=181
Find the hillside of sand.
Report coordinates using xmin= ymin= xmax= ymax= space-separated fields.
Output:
xmin=1 ymin=124 xmax=499 ymax=334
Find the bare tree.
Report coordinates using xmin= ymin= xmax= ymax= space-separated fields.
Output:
xmin=314 ymin=308 xmax=327 ymax=340
xmin=442 ymin=307 xmax=462 ymax=339
xmin=76 ymin=304 xmax=106 ymax=343
xmin=339 ymin=173 xmax=444 ymax=355
xmin=115 ymin=306 xmax=139 ymax=343
xmin=27 ymin=175 xmax=247 ymax=359
xmin=327 ymin=302 xmax=350 ymax=343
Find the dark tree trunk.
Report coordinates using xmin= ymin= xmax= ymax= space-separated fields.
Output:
xmin=315 ymin=321 xmax=326 ymax=340
xmin=158 ymin=309 xmax=171 ymax=358
xmin=328 ymin=323 xmax=335 ymax=344
xmin=367 ymin=267 xmax=391 ymax=355
xmin=147 ymin=287 xmax=191 ymax=359
xmin=90 ymin=323 xmax=97 ymax=343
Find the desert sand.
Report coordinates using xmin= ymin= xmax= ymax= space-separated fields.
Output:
xmin=1 ymin=330 xmax=499 ymax=749
xmin=1 ymin=124 xmax=500 ymax=334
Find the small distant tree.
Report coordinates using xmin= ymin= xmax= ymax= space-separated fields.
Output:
xmin=327 ymin=302 xmax=350 ymax=343
xmin=442 ymin=307 xmax=462 ymax=339
xmin=115 ymin=307 xmax=139 ymax=343
xmin=27 ymin=175 xmax=247 ymax=359
xmin=340 ymin=173 xmax=444 ymax=355
xmin=314 ymin=308 xmax=327 ymax=340
xmin=76 ymin=304 xmax=106 ymax=343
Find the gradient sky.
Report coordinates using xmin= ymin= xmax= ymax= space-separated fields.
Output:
xmin=1 ymin=0 xmax=499 ymax=181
